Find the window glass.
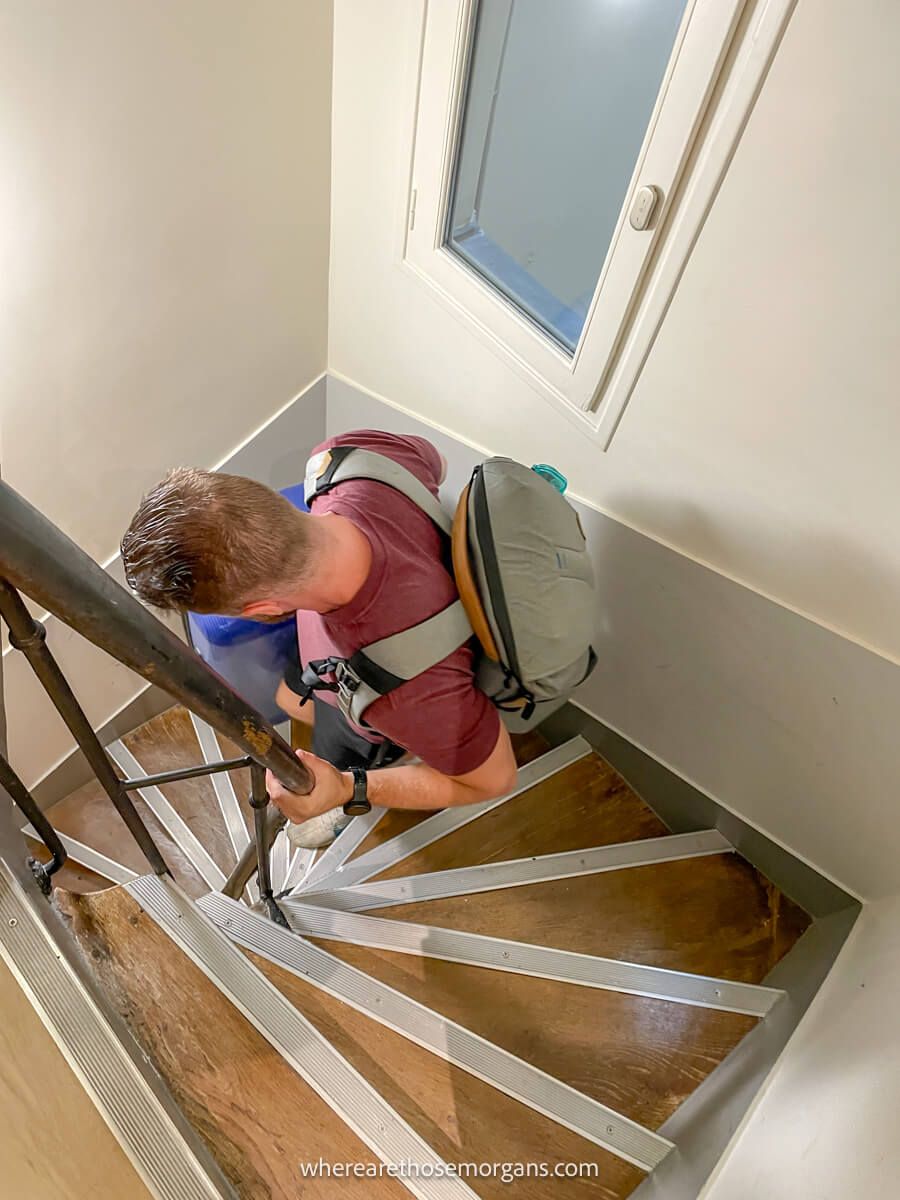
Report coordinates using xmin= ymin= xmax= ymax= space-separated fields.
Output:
xmin=446 ymin=0 xmax=689 ymax=352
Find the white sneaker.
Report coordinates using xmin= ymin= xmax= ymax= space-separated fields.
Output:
xmin=287 ymin=807 xmax=352 ymax=850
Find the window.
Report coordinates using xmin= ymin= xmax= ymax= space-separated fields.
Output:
xmin=405 ymin=0 xmax=794 ymax=446
xmin=447 ymin=0 xmax=689 ymax=354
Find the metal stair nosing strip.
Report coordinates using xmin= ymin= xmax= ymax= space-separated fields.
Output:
xmin=283 ymin=846 xmax=317 ymax=893
xmin=108 ymin=740 xmax=226 ymax=892
xmin=295 ymin=736 xmax=593 ymax=895
xmin=0 ymin=864 xmax=234 ymax=1200
xmin=187 ymin=714 xmax=260 ymax=904
xmin=199 ymin=891 xmax=674 ymax=1172
xmin=288 ymin=829 xmax=734 ymax=915
xmin=279 ymin=901 xmax=784 ymax=1018
xmin=127 ymin=875 xmax=480 ymax=1200
xmin=269 ymin=830 xmax=291 ymax=895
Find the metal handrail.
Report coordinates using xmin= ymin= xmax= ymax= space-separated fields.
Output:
xmin=0 ymin=479 xmax=312 ymax=916
xmin=0 ymin=578 xmax=170 ymax=877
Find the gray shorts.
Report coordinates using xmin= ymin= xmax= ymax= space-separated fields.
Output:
xmin=310 ymin=696 xmax=406 ymax=771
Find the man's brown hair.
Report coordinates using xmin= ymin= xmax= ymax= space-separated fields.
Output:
xmin=121 ymin=468 xmax=315 ymax=613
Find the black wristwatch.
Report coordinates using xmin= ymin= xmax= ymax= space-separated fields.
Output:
xmin=342 ymin=766 xmax=371 ymax=816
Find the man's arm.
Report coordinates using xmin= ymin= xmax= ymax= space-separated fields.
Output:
xmin=275 ymin=678 xmax=315 ymax=726
xmin=265 ymin=722 xmax=518 ymax=822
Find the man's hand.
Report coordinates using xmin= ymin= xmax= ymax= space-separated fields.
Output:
xmin=266 ymin=749 xmax=352 ymax=823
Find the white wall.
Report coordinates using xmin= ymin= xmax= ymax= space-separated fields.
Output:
xmin=700 ymin=893 xmax=900 ymax=1200
xmin=4 ymin=376 xmax=327 ymax=791
xmin=0 ymin=0 xmax=332 ymax=562
xmin=329 ymin=0 xmax=900 ymax=668
xmin=328 ymin=4 xmax=900 ymax=1192
xmin=0 ymin=0 xmax=333 ymax=783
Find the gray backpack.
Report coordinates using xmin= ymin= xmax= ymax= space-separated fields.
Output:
xmin=299 ymin=446 xmax=597 ymax=733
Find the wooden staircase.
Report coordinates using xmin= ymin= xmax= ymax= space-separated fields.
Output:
xmin=29 ymin=706 xmax=809 ymax=1200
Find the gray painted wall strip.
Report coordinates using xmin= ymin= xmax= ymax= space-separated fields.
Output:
xmin=541 ymin=704 xmax=856 ymax=921
xmin=631 ymin=906 xmax=860 ymax=1200
xmin=326 ymin=375 xmax=895 ymax=902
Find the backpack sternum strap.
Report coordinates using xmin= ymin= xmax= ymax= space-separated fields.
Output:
xmin=298 ymin=600 xmax=474 ymax=729
xmin=299 ymin=656 xmax=383 ymax=729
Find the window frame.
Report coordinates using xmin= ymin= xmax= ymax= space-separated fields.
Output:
xmin=402 ymin=0 xmax=796 ymax=448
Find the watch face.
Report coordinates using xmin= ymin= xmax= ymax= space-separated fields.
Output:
xmin=343 ymin=768 xmax=370 ymax=815
xmin=344 ymin=797 xmax=371 ymax=816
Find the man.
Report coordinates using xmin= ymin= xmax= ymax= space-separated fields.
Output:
xmin=121 ymin=429 xmax=518 ymax=847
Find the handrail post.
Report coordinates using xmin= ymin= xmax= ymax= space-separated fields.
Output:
xmin=249 ymin=764 xmax=289 ymax=926
xmin=0 ymin=579 xmax=170 ymax=876
xmin=222 ymin=807 xmax=286 ymax=899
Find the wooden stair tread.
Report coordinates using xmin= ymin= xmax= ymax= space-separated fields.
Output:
xmin=46 ymin=776 xmax=210 ymax=897
xmin=306 ymin=940 xmax=755 ymax=1129
xmin=42 ymin=705 xmax=250 ymax=896
xmin=154 ymin=708 xmax=260 ymax=826
xmin=351 ymin=809 xmax=432 ymax=858
xmin=123 ymin=706 xmax=251 ymax=871
xmin=372 ymin=853 xmax=810 ymax=980
xmin=251 ymin=949 xmax=645 ymax=1200
xmin=367 ymin=754 xmax=667 ymax=884
xmin=35 ymin=704 xmax=814 ymax=1200
xmin=509 ymin=729 xmax=553 ymax=767
xmin=56 ymin=886 xmax=408 ymax=1200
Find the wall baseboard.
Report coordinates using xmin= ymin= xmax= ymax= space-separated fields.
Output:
xmin=542 ymin=700 xmax=857 ymax=921
xmin=634 ymin=902 xmax=859 ymax=1200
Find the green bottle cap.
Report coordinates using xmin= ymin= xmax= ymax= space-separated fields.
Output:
xmin=531 ymin=464 xmax=567 ymax=494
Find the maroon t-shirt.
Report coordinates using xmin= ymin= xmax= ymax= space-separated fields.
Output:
xmin=297 ymin=429 xmax=499 ymax=776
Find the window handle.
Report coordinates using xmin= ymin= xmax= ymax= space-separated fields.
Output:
xmin=629 ymin=185 xmax=660 ymax=231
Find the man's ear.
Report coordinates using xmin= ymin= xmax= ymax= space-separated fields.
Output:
xmin=240 ymin=598 xmax=288 ymax=619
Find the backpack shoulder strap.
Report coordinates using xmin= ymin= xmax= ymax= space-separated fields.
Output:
xmin=351 ymin=598 xmax=473 ymax=693
xmin=305 ymin=445 xmax=452 ymax=537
